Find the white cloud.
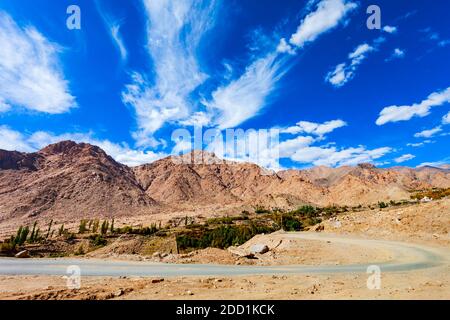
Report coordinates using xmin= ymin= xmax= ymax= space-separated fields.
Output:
xmin=395 ymin=154 xmax=415 ymax=163
xmin=407 ymin=140 xmax=433 ymax=148
xmin=326 ymin=43 xmax=374 ymax=87
xmin=205 ymin=0 xmax=357 ymax=129
xmin=417 ymin=158 xmax=450 ymax=168
xmin=283 ymin=119 xmax=347 ymax=136
xmin=291 ymin=145 xmax=392 ymax=167
xmin=0 ymin=126 xmax=35 ymax=152
xmin=0 ymin=12 xmax=76 ymax=114
xmin=179 ymin=111 xmax=212 ymax=127
xmin=0 ymin=126 xmax=166 ymax=166
xmin=387 ymin=48 xmax=405 ymax=61
xmin=382 ymin=25 xmax=398 ymax=34
xmin=414 ymin=126 xmax=443 ymax=138
xmin=110 ymin=24 xmax=127 ymax=61
xmin=277 ymin=136 xmax=315 ymax=158
xmin=376 ymin=87 xmax=450 ymax=125
xmin=0 ymin=97 xmax=11 ymax=112
xmin=205 ymin=53 xmax=284 ymax=129
xmin=122 ymin=0 xmax=217 ymax=146
xmin=393 ymin=48 xmax=405 ymax=58
xmin=439 ymin=40 xmax=450 ymax=48
xmin=276 ymin=38 xmax=295 ymax=55
xmin=443 ymin=111 xmax=450 ymax=124
xmin=95 ymin=2 xmax=128 ymax=62
xmin=289 ymin=0 xmax=357 ymax=48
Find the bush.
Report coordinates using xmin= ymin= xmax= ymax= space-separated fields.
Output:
xmin=282 ymin=215 xmax=303 ymax=231
xmin=79 ymin=220 xmax=88 ymax=234
xmin=378 ymin=202 xmax=388 ymax=209
xmin=254 ymin=206 xmax=271 ymax=214
xmin=89 ymin=234 xmax=107 ymax=247
xmin=176 ymin=223 xmax=276 ymax=251
xmin=115 ymin=224 xmax=158 ymax=236
xmin=101 ymin=220 xmax=109 ymax=235
xmin=411 ymin=188 xmax=450 ymax=201
xmin=291 ymin=205 xmax=317 ymax=217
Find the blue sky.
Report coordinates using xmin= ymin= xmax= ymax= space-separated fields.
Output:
xmin=0 ymin=0 xmax=449 ymax=168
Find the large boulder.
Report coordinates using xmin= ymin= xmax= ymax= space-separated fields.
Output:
xmin=15 ymin=250 xmax=30 ymax=258
xmin=250 ymin=244 xmax=269 ymax=254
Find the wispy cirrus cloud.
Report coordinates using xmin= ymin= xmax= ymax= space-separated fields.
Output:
xmin=0 ymin=12 xmax=76 ymax=114
xmin=122 ymin=0 xmax=217 ymax=146
xmin=206 ymin=0 xmax=357 ymax=129
xmin=205 ymin=53 xmax=286 ymax=129
xmin=376 ymin=87 xmax=450 ymax=125
xmin=95 ymin=1 xmax=128 ymax=62
xmin=122 ymin=0 xmax=358 ymax=142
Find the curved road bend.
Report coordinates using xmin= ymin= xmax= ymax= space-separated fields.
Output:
xmin=0 ymin=233 xmax=448 ymax=277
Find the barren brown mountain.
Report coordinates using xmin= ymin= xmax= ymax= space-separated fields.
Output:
xmin=1 ymin=141 xmax=449 ymax=227
xmin=0 ymin=141 xmax=155 ymax=226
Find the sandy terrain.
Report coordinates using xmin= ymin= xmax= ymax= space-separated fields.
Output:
xmin=1 ymin=199 xmax=449 ymax=300
xmin=1 ymin=265 xmax=448 ymax=300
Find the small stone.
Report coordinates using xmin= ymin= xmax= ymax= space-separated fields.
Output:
xmin=250 ymin=244 xmax=269 ymax=254
xmin=114 ymin=289 xmax=124 ymax=297
xmin=15 ymin=250 xmax=30 ymax=258
xmin=151 ymin=278 xmax=164 ymax=284
xmin=186 ymin=290 xmax=194 ymax=296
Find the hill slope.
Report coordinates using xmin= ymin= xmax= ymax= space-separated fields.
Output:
xmin=0 ymin=141 xmax=449 ymax=225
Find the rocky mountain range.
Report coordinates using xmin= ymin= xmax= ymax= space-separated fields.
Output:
xmin=0 ymin=141 xmax=449 ymax=225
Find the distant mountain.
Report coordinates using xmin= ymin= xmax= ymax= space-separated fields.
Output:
xmin=0 ymin=141 xmax=155 ymax=224
xmin=1 ymin=141 xmax=449 ymax=225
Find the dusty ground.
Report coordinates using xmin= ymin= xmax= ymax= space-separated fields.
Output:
xmin=318 ymin=198 xmax=450 ymax=246
xmin=0 ymin=265 xmax=449 ymax=300
xmin=1 ymin=198 xmax=449 ymax=300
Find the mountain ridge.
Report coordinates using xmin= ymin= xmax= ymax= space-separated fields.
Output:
xmin=0 ymin=140 xmax=449 ymax=224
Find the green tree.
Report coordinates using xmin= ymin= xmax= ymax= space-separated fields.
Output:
xmin=46 ymin=220 xmax=53 ymax=239
xmin=58 ymin=224 xmax=65 ymax=236
xmin=101 ymin=220 xmax=109 ymax=235
xmin=79 ymin=220 xmax=88 ymax=234
xmin=29 ymin=222 xmax=37 ymax=243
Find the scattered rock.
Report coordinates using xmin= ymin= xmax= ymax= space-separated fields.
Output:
xmin=151 ymin=278 xmax=164 ymax=284
xmin=186 ymin=290 xmax=194 ymax=296
xmin=15 ymin=250 xmax=30 ymax=258
xmin=250 ymin=244 xmax=269 ymax=254
xmin=114 ymin=289 xmax=124 ymax=297
xmin=315 ymin=225 xmax=325 ymax=232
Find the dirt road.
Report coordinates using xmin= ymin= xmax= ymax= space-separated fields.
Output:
xmin=1 ymin=233 xmax=448 ymax=277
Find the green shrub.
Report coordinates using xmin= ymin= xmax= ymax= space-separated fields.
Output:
xmin=176 ymin=222 xmax=276 ymax=251
xmin=378 ymin=202 xmax=388 ymax=209
xmin=79 ymin=220 xmax=88 ymax=234
xmin=89 ymin=234 xmax=107 ymax=247
xmin=254 ymin=206 xmax=271 ymax=214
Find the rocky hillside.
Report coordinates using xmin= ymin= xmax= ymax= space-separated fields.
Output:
xmin=1 ymin=141 xmax=449 ymax=224
xmin=0 ymin=141 xmax=155 ymax=224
